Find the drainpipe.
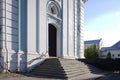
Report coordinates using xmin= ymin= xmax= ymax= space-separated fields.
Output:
xmin=5 ymin=0 xmax=9 ymax=72
xmin=17 ymin=0 xmax=20 ymax=72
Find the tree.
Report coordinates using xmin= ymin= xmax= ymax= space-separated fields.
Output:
xmin=107 ymin=51 xmax=111 ymax=59
xmin=84 ymin=45 xmax=98 ymax=59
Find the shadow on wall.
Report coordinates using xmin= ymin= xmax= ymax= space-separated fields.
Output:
xmin=0 ymin=56 xmax=4 ymax=72
xmin=9 ymin=52 xmax=26 ymax=72
xmin=19 ymin=53 xmax=26 ymax=72
xmin=8 ymin=0 xmax=18 ymax=72
xmin=11 ymin=0 xmax=18 ymax=51
xmin=9 ymin=53 xmax=17 ymax=72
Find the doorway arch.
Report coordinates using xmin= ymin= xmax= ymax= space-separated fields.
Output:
xmin=48 ymin=24 xmax=57 ymax=57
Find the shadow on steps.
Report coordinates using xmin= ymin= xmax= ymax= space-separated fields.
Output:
xmin=30 ymin=58 xmax=68 ymax=79
xmin=29 ymin=58 xmax=105 ymax=79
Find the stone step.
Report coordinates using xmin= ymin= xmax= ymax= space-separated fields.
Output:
xmin=30 ymin=58 xmax=94 ymax=79
xmin=32 ymin=68 xmax=89 ymax=75
xmin=36 ymin=63 xmax=89 ymax=68
xmin=32 ymin=70 xmax=67 ymax=76
xmin=34 ymin=66 xmax=90 ymax=72
xmin=33 ymin=67 xmax=90 ymax=74
xmin=32 ymin=69 xmax=90 ymax=76
xmin=31 ymin=72 xmax=68 ymax=79
xmin=68 ymin=71 xmax=90 ymax=78
xmin=32 ymin=70 xmax=90 ymax=79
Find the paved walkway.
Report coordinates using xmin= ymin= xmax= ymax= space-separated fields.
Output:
xmin=95 ymin=73 xmax=120 ymax=80
xmin=0 ymin=73 xmax=50 ymax=80
xmin=0 ymin=72 xmax=120 ymax=80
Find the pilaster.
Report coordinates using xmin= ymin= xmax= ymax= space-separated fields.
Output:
xmin=62 ymin=0 xmax=68 ymax=57
xmin=17 ymin=0 xmax=27 ymax=72
xmin=74 ymin=0 xmax=78 ymax=58
xmin=68 ymin=0 xmax=74 ymax=57
xmin=79 ymin=0 xmax=85 ymax=58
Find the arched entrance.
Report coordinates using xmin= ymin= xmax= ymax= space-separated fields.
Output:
xmin=48 ymin=24 xmax=57 ymax=57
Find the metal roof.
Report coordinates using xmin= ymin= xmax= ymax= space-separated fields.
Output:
xmin=101 ymin=41 xmax=120 ymax=51
xmin=111 ymin=41 xmax=120 ymax=49
xmin=84 ymin=39 xmax=101 ymax=44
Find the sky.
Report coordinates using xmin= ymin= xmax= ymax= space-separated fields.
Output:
xmin=84 ymin=0 xmax=120 ymax=47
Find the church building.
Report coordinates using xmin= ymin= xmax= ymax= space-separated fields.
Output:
xmin=0 ymin=0 xmax=87 ymax=72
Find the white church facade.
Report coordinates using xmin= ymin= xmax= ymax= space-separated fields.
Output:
xmin=0 ymin=0 xmax=87 ymax=72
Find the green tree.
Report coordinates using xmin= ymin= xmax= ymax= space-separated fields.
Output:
xmin=107 ymin=51 xmax=111 ymax=59
xmin=84 ymin=45 xmax=98 ymax=59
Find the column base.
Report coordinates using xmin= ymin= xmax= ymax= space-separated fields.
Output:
xmin=17 ymin=50 xmax=26 ymax=72
xmin=1 ymin=48 xmax=17 ymax=72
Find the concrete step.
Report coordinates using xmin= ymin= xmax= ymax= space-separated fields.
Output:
xmin=30 ymin=58 xmax=92 ymax=79
xmin=34 ymin=67 xmax=89 ymax=73
xmin=32 ymin=68 xmax=89 ymax=75
xmin=68 ymin=71 xmax=89 ymax=78
xmin=34 ymin=65 xmax=90 ymax=73
xmin=31 ymin=72 xmax=68 ymax=79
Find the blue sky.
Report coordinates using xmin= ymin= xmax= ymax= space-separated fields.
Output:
xmin=84 ymin=0 xmax=120 ymax=47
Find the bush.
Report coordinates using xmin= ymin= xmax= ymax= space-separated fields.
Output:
xmin=84 ymin=45 xmax=98 ymax=59
xmin=79 ymin=58 xmax=120 ymax=71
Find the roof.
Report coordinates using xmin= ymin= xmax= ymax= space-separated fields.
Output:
xmin=84 ymin=39 xmax=102 ymax=45
xmin=101 ymin=41 xmax=120 ymax=51
xmin=111 ymin=41 xmax=120 ymax=49
xmin=101 ymin=47 xmax=117 ymax=51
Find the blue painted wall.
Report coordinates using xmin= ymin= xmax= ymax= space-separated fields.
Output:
xmin=20 ymin=0 xmax=27 ymax=51
xmin=36 ymin=0 xmax=39 ymax=52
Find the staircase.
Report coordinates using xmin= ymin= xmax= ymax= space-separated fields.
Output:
xmin=30 ymin=58 xmax=98 ymax=79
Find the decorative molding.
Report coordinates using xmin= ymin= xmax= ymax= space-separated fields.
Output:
xmin=47 ymin=1 xmax=60 ymax=17
xmin=47 ymin=12 xmax=62 ymax=21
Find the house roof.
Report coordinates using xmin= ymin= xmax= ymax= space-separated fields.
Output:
xmin=84 ymin=39 xmax=102 ymax=44
xmin=111 ymin=41 xmax=120 ymax=49
xmin=101 ymin=47 xmax=117 ymax=51
xmin=101 ymin=41 xmax=120 ymax=51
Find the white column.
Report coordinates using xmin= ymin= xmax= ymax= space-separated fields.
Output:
xmin=39 ymin=0 xmax=47 ymax=54
xmin=27 ymin=0 xmax=47 ymax=71
xmin=62 ymin=0 xmax=68 ymax=57
xmin=27 ymin=0 xmax=37 ymax=53
xmin=1 ymin=0 xmax=8 ymax=72
xmin=74 ymin=0 xmax=78 ymax=58
xmin=68 ymin=0 xmax=74 ymax=57
xmin=79 ymin=0 xmax=85 ymax=58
